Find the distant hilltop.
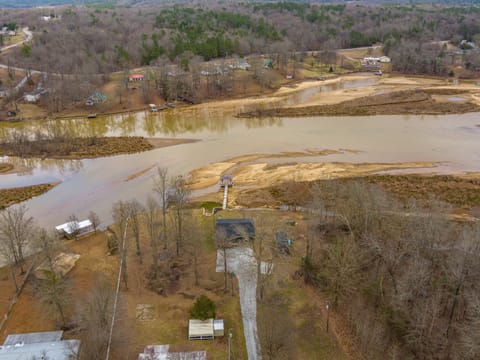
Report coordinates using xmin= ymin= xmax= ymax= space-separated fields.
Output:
xmin=0 ymin=0 xmax=108 ymax=8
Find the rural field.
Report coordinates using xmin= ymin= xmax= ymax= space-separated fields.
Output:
xmin=0 ymin=1 xmax=480 ymax=360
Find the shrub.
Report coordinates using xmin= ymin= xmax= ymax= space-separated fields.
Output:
xmin=189 ymin=295 xmax=216 ymax=320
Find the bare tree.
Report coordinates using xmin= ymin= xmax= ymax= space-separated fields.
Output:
xmin=144 ymin=196 xmax=161 ymax=270
xmin=79 ymin=273 xmax=114 ymax=360
xmin=184 ymin=214 xmax=202 ymax=286
xmin=67 ymin=214 xmax=80 ymax=239
xmin=40 ymin=271 xmax=69 ymax=329
xmin=0 ymin=204 xmax=35 ymax=275
xmin=112 ymin=201 xmax=130 ymax=290
xmin=170 ymin=175 xmax=190 ymax=256
xmin=127 ymin=199 xmax=144 ymax=261
xmin=88 ymin=211 xmax=101 ymax=233
xmin=153 ymin=167 xmax=169 ymax=250
xmin=35 ymin=229 xmax=60 ymax=273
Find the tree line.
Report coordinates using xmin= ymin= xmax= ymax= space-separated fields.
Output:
xmin=1 ymin=2 xmax=480 ymax=76
xmin=301 ymin=180 xmax=480 ymax=360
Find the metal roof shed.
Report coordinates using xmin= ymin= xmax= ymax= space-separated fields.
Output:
xmin=55 ymin=219 xmax=93 ymax=238
xmin=188 ymin=319 xmax=214 ymax=340
xmin=0 ymin=339 xmax=80 ymax=360
xmin=213 ymin=320 xmax=224 ymax=337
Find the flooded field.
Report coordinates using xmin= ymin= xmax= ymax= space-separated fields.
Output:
xmin=1 ymin=75 xmax=479 ymax=228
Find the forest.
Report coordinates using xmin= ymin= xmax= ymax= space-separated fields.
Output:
xmin=1 ymin=2 xmax=480 ymax=76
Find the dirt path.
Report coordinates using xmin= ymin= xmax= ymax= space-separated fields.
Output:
xmin=216 ymin=247 xmax=262 ymax=360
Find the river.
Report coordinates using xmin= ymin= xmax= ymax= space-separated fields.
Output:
xmin=1 ymin=76 xmax=480 ymax=229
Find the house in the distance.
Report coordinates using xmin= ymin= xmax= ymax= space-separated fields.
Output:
xmin=129 ymin=74 xmax=144 ymax=82
xmin=0 ymin=330 xmax=80 ymax=360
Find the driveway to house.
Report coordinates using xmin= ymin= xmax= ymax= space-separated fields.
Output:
xmin=216 ymin=247 xmax=262 ymax=360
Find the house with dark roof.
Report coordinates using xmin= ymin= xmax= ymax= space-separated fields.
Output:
xmin=215 ymin=218 xmax=255 ymax=243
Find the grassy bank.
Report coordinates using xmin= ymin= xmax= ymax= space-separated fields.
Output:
xmin=238 ymin=89 xmax=480 ymax=117
xmin=0 ymin=183 xmax=58 ymax=209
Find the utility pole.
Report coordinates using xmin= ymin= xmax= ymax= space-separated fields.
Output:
xmin=326 ymin=302 xmax=330 ymax=333
xmin=228 ymin=328 xmax=233 ymax=360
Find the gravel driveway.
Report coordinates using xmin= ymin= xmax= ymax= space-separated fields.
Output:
xmin=216 ymin=247 xmax=262 ymax=360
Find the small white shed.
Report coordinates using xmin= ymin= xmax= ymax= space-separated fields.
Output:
xmin=213 ymin=320 xmax=224 ymax=337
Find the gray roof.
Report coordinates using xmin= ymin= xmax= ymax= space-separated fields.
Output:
xmin=3 ymin=331 xmax=63 ymax=346
xmin=215 ymin=219 xmax=255 ymax=242
xmin=0 ymin=339 xmax=80 ymax=360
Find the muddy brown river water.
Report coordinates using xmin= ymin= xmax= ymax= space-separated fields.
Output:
xmin=1 ymin=76 xmax=480 ymax=229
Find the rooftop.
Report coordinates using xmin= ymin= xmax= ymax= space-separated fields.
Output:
xmin=0 ymin=340 xmax=80 ymax=360
xmin=215 ymin=218 xmax=255 ymax=242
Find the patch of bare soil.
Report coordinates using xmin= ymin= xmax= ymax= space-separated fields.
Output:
xmin=0 ymin=182 xmax=59 ymax=209
xmin=238 ymin=89 xmax=480 ymax=117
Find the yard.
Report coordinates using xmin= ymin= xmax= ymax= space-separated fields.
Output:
xmin=0 ymin=208 xmax=349 ymax=359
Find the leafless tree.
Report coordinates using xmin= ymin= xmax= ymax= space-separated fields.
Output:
xmin=112 ymin=201 xmax=130 ymax=290
xmin=127 ymin=199 xmax=144 ymax=261
xmin=40 ymin=271 xmax=69 ymax=329
xmin=144 ymin=195 xmax=161 ymax=270
xmin=258 ymin=302 xmax=294 ymax=359
xmin=78 ymin=273 xmax=114 ymax=360
xmin=0 ymin=204 xmax=35 ymax=275
xmin=153 ymin=167 xmax=169 ymax=249
xmin=169 ymin=175 xmax=190 ymax=256
xmin=184 ymin=213 xmax=202 ymax=286
xmin=88 ymin=211 xmax=101 ymax=233
xmin=67 ymin=214 xmax=80 ymax=239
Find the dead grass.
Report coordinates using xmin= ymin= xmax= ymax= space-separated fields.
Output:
xmin=0 ymin=163 xmax=14 ymax=173
xmin=0 ymin=183 xmax=58 ymax=209
xmin=239 ymin=89 xmax=480 ymax=117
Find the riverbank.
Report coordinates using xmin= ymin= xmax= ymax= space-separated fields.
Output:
xmin=0 ymin=137 xmax=196 ymax=159
xmin=238 ymin=88 xmax=480 ymax=117
xmin=187 ymin=153 xmax=480 ymax=220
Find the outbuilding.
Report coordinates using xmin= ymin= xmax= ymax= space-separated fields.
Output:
xmin=215 ymin=218 xmax=255 ymax=243
xmin=55 ymin=219 xmax=94 ymax=239
xmin=188 ymin=319 xmax=214 ymax=340
xmin=213 ymin=320 xmax=224 ymax=337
